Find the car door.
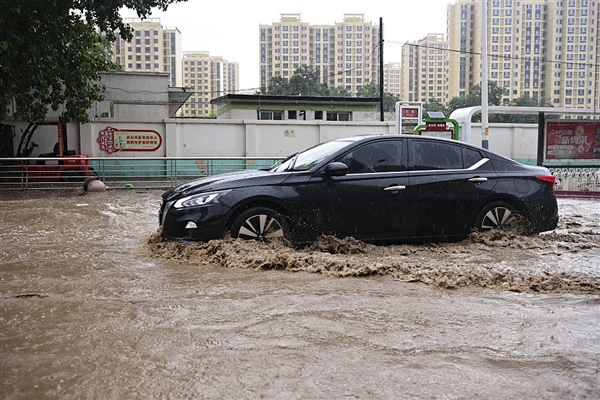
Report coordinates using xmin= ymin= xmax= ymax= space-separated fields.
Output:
xmin=305 ymin=139 xmax=410 ymax=240
xmin=404 ymin=139 xmax=498 ymax=237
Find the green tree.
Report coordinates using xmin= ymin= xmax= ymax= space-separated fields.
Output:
xmin=423 ymin=99 xmax=451 ymax=118
xmin=328 ymin=86 xmax=352 ymax=97
xmin=288 ymin=65 xmax=329 ymax=96
xmin=265 ymin=76 xmax=291 ymax=95
xmin=382 ymin=92 xmax=399 ymax=113
xmin=447 ymin=82 xmax=504 ymax=122
xmin=0 ymin=0 xmax=185 ymax=123
xmin=496 ymin=96 xmax=553 ymax=123
xmin=355 ymin=82 xmax=379 ymax=98
xmin=356 ymin=83 xmax=398 ymax=112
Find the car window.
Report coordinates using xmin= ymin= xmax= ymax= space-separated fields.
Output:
xmin=463 ymin=147 xmax=484 ymax=168
xmin=410 ymin=140 xmax=463 ymax=170
xmin=337 ymin=140 xmax=404 ymax=174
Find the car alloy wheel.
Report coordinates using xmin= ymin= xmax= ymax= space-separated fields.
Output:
xmin=231 ymin=207 xmax=287 ymax=241
xmin=475 ymin=202 xmax=520 ymax=231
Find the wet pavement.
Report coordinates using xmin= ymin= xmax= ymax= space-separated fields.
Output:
xmin=1 ymin=189 xmax=599 ymax=399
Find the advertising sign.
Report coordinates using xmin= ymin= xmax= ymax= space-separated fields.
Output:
xmin=97 ymin=126 xmax=162 ymax=154
xmin=545 ymin=121 xmax=600 ymax=161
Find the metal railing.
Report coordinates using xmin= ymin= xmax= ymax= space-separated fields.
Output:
xmin=0 ymin=156 xmax=284 ymax=190
xmin=2 ymin=157 xmax=598 ymax=195
xmin=549 ymin=168 xmax=600 ymax=193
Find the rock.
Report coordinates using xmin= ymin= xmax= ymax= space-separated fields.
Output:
xmin=84 ymin=178 xmax=106 ymax=192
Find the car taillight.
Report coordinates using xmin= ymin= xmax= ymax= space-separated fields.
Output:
xmin=536 ymin=175 xmax=556 ymax=190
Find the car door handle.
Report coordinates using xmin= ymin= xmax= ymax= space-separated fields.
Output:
xmin=468 ymin=177 xmax=488 ymax=182
xmin=384 ymin=185 xmax=406 ymax=191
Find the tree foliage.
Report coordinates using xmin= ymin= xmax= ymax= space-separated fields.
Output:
xmin=495 ymin=95 xmax=553 ymax=123
xmin=445 ymin=82 xmax=552 ymax=123
xmin=0 ymin=0 xmax=185 ymax=123
xmin=356 ymin=83 xmax=399 ymax=113
xmin=259 ymin=67 xmax=398 ymax=111
xmin=423 ymin=99 xmax=451 ymax=118
xmin=447 ymin=81 xmax=504 ymax=120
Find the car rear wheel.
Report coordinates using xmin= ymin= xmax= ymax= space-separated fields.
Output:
xmin=474 ymin=201 xmax=524 ymax=232
xmin=230 ymin=207 xmax=289 ymax=242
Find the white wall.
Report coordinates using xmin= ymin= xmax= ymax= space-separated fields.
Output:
xmin=468 ymin=123 xmax=539 ymax=163
xmin=5 ymin=117 xmax=541 ymax=163
xmin=88 ymin=72 xmax=170 ymax=122
xmin=80 ymin=119 xmax=397 ymax=158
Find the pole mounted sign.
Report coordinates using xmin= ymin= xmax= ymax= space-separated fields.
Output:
xmin=395 ymin=102 xmax=423 ymax=134
xmin=97 ymin=126 xmax=162 ymax=154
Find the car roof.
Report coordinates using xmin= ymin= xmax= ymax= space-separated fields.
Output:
xmin=335 ymin=134 xmax=466 ymax=145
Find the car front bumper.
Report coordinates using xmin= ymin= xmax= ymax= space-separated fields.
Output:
xmin=159 ymin=199 xmax=229 ymax=242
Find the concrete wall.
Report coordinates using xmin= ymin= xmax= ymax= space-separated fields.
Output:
xmin=5 ymin=116 xmax=541 ymax=165
xmin=88 ymin=72 xmax=171 ymax=122
xmin=82 ymin=119 xmax=397 ymax=158
xmin=466 ymin=123 xmax=539 ymax=164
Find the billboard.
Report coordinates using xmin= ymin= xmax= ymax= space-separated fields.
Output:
xmin=545 ymin=121 xmax=600 ymax=161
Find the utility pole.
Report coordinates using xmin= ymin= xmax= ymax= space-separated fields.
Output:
xmin=481 ymin=0 xmax=489 ymax=149
xmin=379 ymin=17 xmax=384 ymax=122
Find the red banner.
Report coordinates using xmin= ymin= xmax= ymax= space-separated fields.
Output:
xmin=97 ymin=126 xmax=162 ymax=154
xmin=545 ymin=121 xmax=600 ymax=160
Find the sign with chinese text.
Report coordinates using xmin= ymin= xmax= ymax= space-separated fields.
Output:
xmin=401 ymin=107 xmax=420 ymax=118
xmin=425 ymin=122 xmax=449 ymax=130
xmin=545 ymin=121 xmax=600 ymax=161
xmin=97 ymin=126 xmax=162 ymax=154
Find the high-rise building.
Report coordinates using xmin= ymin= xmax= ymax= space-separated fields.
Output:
xmin=445 ymin=0 xmax=600 ymax=108
xmin=181 ymin=52 xmax=240 ymax=117
xmin=111 ymin=18 xmax=182 ymax=87
xmin=259 ymin=14 xmax=380 ymax=94
xmin=383 ymin=62 xmax=402 ymax=96
xmin=400 ymin=34 xmax=448 ymax=104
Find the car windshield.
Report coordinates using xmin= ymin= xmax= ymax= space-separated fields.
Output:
xmin=270 ymin=140 xmax=352 ymax=172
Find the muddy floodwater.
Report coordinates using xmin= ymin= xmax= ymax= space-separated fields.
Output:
xmin=1 ymin=189 xmax=599 ymax=399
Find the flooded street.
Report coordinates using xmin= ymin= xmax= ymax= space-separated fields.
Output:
xmin=1 ymin=189 xmax=599 ymax=399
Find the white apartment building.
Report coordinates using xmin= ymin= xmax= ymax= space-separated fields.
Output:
xmin=259 ymin=14 xmax=381 ymax=94
xmin=400 ymin=34 xmax=448 ymax=104
xmin=445 ymin=0 xmax=600 ymax=108
xmin=383 ymin=62 xmax=402 ymax=96
xmin=111 ymin=18 xmax=183 ymax=87
xmin=181 ymin=52 xmax=240 ymax=117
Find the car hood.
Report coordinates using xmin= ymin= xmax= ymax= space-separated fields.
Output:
xmin=162 ymin=169 xmax=288 ymax=201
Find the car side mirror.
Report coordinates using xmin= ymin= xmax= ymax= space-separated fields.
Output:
xmin=322 ymin=162 xmax=348 ymax=177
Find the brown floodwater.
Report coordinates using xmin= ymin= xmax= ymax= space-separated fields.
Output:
xmin=1 ymin=189 xmax=599 ymax=399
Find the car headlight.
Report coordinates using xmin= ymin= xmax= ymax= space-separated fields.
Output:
xmin=173 ymin=190 xmax=230 ymax=209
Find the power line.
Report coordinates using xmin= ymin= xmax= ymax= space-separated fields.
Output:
xmin=388 ymin=40 xmax=600 ymax=69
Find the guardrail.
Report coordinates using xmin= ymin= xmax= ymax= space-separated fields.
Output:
xmin=549 ymin=167 xmax=600 ymax=195
xmin=2 ymin=157 xmax=599 ymax=195
xmin=0 ymin=157 xmax=284 ymax=190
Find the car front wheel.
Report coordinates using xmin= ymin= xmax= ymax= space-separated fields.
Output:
xmin=474 ymin=201 xmax=525 ymax=232
xmin=230 ymin=207 xmax=289 ymax=242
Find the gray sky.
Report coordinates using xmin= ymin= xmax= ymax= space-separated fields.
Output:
xmin=121 ymin=0 xmax=452 ymax=90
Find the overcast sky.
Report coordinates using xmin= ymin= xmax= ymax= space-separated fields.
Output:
xmin=121 ymin=0 xmax=452 ymax=90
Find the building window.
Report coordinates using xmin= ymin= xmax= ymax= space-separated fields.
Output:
xmin=259 ymin=111 xmax=283 ymax=120
xmin=327 ymin=112 xmax=351 ymax=121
